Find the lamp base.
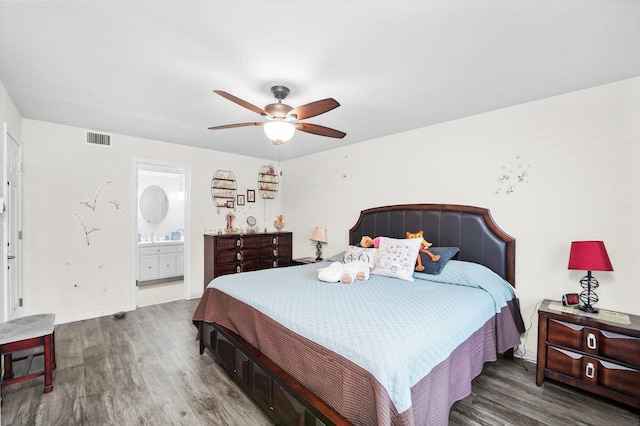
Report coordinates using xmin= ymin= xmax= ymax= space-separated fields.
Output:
xmin=578 ymin=272 xmax=600 ymax=314
xmin=579 ymin=304 xmax=599 ymax=314
xmin=315 ymin=241 xmax=323 ymax=262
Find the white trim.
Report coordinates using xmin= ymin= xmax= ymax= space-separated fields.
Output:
xmin=55 ymin=303 xmax=136 ymax=325
xmin=3 ymin=122 xmax=23 ymax=322
xmin=131 ymin=158 xmax=192 ymax=307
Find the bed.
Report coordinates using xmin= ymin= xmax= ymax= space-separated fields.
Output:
xmin=193 ymin=204 xmax=525 ymax=425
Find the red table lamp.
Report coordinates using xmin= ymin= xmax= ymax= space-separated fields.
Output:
xmin=568 ymin=241 xmax=613 ymax=313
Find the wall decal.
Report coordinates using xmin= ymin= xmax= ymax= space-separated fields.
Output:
xmin=80 ymin=179 xmax=112 ymax=211
xmin=75 ymin=212 xmax=100 ymax=246
xmin=75 ymin=179 xmax=124 ymax=245
xmin=109 ymin=200 xmax=127 ymax=212
xmin=496 ymin=155 xmax=531 ymax=195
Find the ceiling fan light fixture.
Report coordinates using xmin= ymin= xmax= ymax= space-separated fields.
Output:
xmin=264 ymin=121 xmax=295 ymax=144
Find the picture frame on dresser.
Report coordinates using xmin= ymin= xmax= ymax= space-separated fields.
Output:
xmin=237 ymin=194 xmax=245 ymax=206
xmin=247 ymin=189 xmax=255 ymax=202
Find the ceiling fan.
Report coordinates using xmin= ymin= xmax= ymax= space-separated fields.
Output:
xmin=208 ymin=85 xmax=347 ymax=145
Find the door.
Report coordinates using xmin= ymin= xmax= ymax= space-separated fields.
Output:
xmin=4 ymin=124 xmax=23 ymax=320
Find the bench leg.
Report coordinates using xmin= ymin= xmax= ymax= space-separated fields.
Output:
xmin=51 ymin=331 xmax=57 ymax=370
xmin=43 ymin=334 xmax=53 ymax=393
xmin=2 ymin=353 xmax=13 ymax=381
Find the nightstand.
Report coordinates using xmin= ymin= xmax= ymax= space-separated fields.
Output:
xmin=291 ymin=257 xmax=321 ymax=265
xmin=536 ymin=299 xmax=640 ymax=409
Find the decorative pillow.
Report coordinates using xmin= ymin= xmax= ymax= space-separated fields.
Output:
xmin=371 ymin=237 xmax=423 ymax=281
xmin=415 ymin=247 xmax=460 ymax=275
xmin=343 ymin=245 xmax=377 ymax=268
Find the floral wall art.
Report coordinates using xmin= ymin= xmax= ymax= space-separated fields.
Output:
xmin=75 ymin=179 xmax=127 ymax=246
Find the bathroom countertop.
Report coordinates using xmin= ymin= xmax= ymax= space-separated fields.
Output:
xmin=138 ymin=239 xmax=184 ymax=245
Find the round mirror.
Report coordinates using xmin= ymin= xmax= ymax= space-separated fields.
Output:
xmin=140 ymin=185 xmax=169 ymax=223
xmin=247 ymin=216 xmax=257 ymax=226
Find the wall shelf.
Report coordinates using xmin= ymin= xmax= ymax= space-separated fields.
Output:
xmin=212 ymin=170 xmax=237 ymax=207
xmin=258 ymin=165 xmax=279 ymax=199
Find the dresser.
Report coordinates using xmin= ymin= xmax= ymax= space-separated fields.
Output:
xmin=203 ymin=232 xmax=292 ymax=287
xmin=536 ymin=299 xmax=640 ymax=409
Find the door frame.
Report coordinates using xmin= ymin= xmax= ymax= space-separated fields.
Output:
xmin=131 ymin=159 xmax=191 ymax=307
xmin=3 ymin=123 xmax=23 ymax=321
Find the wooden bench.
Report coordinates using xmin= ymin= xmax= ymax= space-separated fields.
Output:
xmin=0 ymin=313 xmax=56 ymax=393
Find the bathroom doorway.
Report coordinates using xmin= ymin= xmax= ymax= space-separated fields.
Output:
xmin=133 ymin=160 xmax=190 ymax=307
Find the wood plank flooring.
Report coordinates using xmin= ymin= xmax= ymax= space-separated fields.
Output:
xmin=2 ymin=299 xmax=638 ymax=425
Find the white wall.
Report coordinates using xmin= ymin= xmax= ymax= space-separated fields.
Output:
xmin=283 ymin=77 xmax=640 ymax=362
xmin=21 ymin=119 xmax=282 ymax=323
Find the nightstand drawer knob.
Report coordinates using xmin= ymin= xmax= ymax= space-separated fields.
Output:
xmin=586 ymin=333 xmax=597 ymax=350
xmin=236 ymin=252 xmax=242 ymax=260
xmin=585 ymin=362 xmax=595 ymax=378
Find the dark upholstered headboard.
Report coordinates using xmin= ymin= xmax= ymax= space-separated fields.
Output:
xmin=348 ymin=204 xmax=515 ymax=286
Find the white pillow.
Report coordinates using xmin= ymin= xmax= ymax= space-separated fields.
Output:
xmin=371 ymin=237 xmax=423 ymax=281
xmin=343 ymin=245 xmax=377 ymax=268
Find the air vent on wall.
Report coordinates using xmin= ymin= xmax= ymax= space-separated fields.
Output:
xmin=85 ymin=130 xmax=111 ymax=147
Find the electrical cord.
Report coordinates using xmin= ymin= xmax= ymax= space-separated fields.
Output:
xmin=512 ymin=301 xmax=542 ymax=372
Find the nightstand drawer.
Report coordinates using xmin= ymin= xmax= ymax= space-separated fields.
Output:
xmin=599 ymin=330 xmax=640 ymax=367
xmin=599 ymin=360 xmax=640 ymax=397
xmin=547 ymin=346 xmax=640 ymax=397
xmin=548 ymin=319 xmax=640 ymax=366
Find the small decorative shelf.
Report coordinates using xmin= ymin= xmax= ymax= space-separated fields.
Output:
xmin=211 ymin=170 xmax=237 ymax=207
xmin=258 ymin=165 xmax=279 ymax=199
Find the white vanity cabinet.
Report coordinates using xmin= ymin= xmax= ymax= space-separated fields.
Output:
xmin=138 ymin=242 xmax=184 ymax=283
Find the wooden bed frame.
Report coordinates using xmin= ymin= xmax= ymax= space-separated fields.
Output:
xmin=197 ymin=204 xmax=516 ymax=425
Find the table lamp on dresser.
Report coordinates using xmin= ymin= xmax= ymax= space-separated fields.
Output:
xmin=310 ymin=227 xmax=328 ymax=261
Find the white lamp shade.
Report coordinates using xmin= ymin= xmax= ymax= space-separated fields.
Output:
xmin=310 ymin=227 xmax=328 ymax=244
xmin=264 ymin=121 xmax=295 ymax=144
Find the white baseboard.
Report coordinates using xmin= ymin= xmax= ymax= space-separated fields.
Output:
xmin=55 ymin=304 xmax=136 ymax=325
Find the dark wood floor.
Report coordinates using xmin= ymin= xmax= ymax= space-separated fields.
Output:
xmin=2 ymin=299 xmax=638 ymax=425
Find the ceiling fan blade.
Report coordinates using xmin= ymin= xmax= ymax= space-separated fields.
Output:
xmin=288 ymin=98 xmax=340 ymax=120
xmin=213 ymin=90 xmax=267 ymax=116
xmin=208 ymin=122 xmax=264 ymax=130
xmin=295 ymin=123 xmax=346 ymax=139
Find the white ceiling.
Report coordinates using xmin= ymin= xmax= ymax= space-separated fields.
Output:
xmin=1 ymin=1 xmax=639 ymax=161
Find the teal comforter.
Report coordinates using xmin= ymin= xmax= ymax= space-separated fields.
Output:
xmin=207 ymin=260 xmax=516 ymax=413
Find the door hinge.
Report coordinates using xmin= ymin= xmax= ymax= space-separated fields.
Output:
xmin=18 ymin=230 xmax=22 ymax=240
xmin=19 ymin=298 xmax=23 ymax=307
xmin=18 ymin=162 xmax=23 ymax=172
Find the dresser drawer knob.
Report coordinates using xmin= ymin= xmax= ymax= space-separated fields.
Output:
xmin=273 ymin=260 xmax=277 ymax=268
xmin=236 ymin=252 xmax=242 ymax=261
xmin=236 ymin=265 xmax=241 ymax=273
xmin=585 ymin=362 xmax=595 ymax=379
xmin=273 ymin=249 xmax=278 ymax=257
xmin=272 ymin=237 xmax=277 ymax=245
xmin=586 ymin=333 xmax=597 ymax=350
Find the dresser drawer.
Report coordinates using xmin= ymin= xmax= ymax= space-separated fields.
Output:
xmin=216 ymin=249 xmax=259 ymax=264
xmin=216 ymin=261 xmax=257 ymax=276
xmin=216 ymin=236 xmax=258 ymax=250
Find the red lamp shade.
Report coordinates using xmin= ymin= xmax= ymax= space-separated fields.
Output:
xmin=568 ymin=241 xmax=614 ymax=271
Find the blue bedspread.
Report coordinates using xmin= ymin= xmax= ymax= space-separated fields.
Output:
xmin=207 ymin=260 xmax=515 ymax=413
